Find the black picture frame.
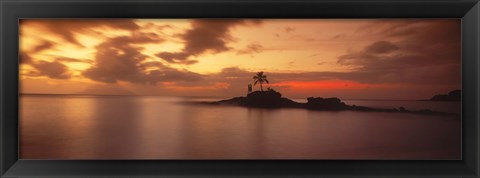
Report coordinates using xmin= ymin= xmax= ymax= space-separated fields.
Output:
xmin=1 ymin=0 xmax=479 ymax=177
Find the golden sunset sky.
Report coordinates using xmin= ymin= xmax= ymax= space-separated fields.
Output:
xmin=20 ymin=19 xmax=461 ymax=100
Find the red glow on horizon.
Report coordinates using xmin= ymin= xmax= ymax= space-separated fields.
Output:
xmin=272 ymin=80 xmax=394 ymax=91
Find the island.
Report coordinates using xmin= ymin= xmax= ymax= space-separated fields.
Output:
xmin=423 ymin=90 xmax=461 ymax=101
xmin=201 ymin=89 xmax=455 ymax=116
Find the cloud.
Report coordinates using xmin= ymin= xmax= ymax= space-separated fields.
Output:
xmin=20 ymin=41 xmax=73 ymax=79
xmin=31 ymin=40 xmax=55 ymax=53
xmin=21 ymin=19 xmax=140 ymax=46
xmin=55 ymin=57 xmax=92 ymax=63
xmin=155 ymin=52 xmax=192 ymax=64
xmin=30 ymin=60 xmax=71 ymax=79
xmin=337 ymin=40 xmax=399 ymax=65
xmin=287 ymin=60 xmax=295 ymax=66
xmin=219 ymin=67 xmax=251 ymax=78
xmin=332 ymin=34 xmax=346 ymax=39
xmin=20 ymin=54 xmax=88 ymax=79
xmin=364 ymin=41 xmax=399 ymax=54
xmin=357 ymin=19 xmax=459 ymax=43
xmin=21 ymin=20 xmax=168 ymax=81
xmin=284 ymin=27 xmax=295 ymax=33
xmin=143 ymin=23 xmax=172 ymax=31
xmin=83 ymin=33 xmax=202 ymax=85
xmin=20 ymin=52 xmax=32 ymax=64
xmin=236 ymin=43 xmax=264 ymax=56
xmin=20 ymin=40 xmax=56 ymax=64
xmin=156 ymin=19 xmax=262 ymax=64
xmin=336 ymin=20 xmax=460 ymax=86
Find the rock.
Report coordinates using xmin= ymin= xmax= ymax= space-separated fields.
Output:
xmin=428 ymin=90 xmax=461 ymax=101
xmin=216 ymin=89 xmax=301 ymax=108
xmin=305 ymin=97 xmax=348 ymax=110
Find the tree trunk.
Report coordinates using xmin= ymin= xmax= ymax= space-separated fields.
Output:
xmin=260 ymin=83 xmax=263 ymax=91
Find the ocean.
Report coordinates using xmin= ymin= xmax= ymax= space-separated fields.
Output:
xmin=19 ymin=94 xmax=461 ymax=160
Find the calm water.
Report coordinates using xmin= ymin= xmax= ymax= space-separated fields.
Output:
xmin=20 ymin=94 xmax=461 ymax=160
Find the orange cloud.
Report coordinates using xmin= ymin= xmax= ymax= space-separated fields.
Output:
xmin=163 ymin=82 xmax=230 ymax=91
xmin=156 ymin=19 xmax=262 ymax=64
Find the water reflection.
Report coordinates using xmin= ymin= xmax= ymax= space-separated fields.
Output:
xmin=20 ymin=95 xmax=461 ymax=159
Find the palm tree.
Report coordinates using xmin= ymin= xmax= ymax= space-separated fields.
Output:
xmin=253 ymin=71 xmax=269 ymax=91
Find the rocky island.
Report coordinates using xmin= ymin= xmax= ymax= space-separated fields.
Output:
xmin=195 ymin=71 xmax=455 ymax=116
xmin=424 ymin=90 xmax=461 ymax=101
xmin=203 ymin=89 xmax=454 ymax=116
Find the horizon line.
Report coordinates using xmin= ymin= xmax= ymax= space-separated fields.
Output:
xmin=19 ymin=92 xmax=434 ymax=101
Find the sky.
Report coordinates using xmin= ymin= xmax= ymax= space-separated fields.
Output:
xmin=19 ymin=19 xmax=461 ymax=100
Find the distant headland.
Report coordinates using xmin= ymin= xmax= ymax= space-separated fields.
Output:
xmin=422 ymin=90 xmax=461 ymax=102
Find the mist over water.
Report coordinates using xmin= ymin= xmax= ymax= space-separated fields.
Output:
xmin=20 ymin=94 xmax=460 ymax=159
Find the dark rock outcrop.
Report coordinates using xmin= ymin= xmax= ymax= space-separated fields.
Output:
xmin=215 ymin=90 xmax=301 ymax=108
xmin=427 ymin=90 xmax=461 ymax=101
xmin=305 ymin=97 xmax=349 ymax=110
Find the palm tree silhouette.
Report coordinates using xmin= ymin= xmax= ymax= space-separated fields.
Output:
xmin=253 ymin=71 xmax=269 ymax=91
